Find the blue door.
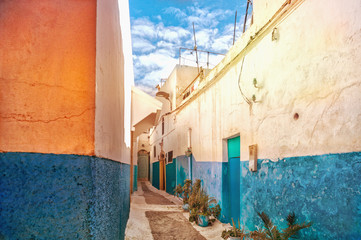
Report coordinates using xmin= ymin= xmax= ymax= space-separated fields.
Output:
xmin=227 ymin=136 xmax=240 ymax=223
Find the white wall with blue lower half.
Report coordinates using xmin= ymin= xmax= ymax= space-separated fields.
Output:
xmin=148 ymin=0 xmax=361 ymax=238
xmin=172 ymin=152 xmax=361 ymax=239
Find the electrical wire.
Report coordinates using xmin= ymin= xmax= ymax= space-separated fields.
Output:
xmin=238 ymin=56 xmax=252 ymax=105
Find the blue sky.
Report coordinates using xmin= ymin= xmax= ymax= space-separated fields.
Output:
xmin=129 ymin=0 xmax=251 ymax=95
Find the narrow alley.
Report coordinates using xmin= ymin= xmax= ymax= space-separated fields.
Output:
xmin=125 ymin=181 xmax=225 ymax=240
xmin=1 ymin=0 xmax=360 ymax=239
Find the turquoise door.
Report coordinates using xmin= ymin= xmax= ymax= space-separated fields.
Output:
xmin=138 ymin=152 xmax=149 ymax=180
xmin=227 ymin=136 xmax=240 ymax=223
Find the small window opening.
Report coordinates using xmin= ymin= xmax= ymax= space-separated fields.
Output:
xmin=167 ymin=151 xmax=173 ymax=164
xmin=162 ymin=117 xmax=165 ymax=135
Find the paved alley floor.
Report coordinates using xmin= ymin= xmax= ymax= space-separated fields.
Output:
xmin=125 ymin=181 xmax=226 ymax=240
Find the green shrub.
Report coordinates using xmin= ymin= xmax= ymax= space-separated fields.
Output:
xmin=249 ymin=212 xmax=312 ymax=240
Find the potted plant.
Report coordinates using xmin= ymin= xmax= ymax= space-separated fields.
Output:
xmin=174 ymin=179 xmax=192 ymax=210
xmin=188 ymin=180 xmax=221 ymax=227
xmin=181 ymin=179 xmax=192 ymax=210
xmin=197 ymin=189 xmax=222 ymax=227
xmin=188 ymin=179 xmax=202 ymax=221
xmin=174 ymin=184 xmax=183 ymax=198
xmin=222 ymin=219 xmax=248 ymax=240
xmin=197 ymin=189 xmax=212 ymax=227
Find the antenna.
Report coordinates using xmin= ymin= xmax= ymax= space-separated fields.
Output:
xmin=243 ymin=0 xmax=251 ymax=33
xmin=233 ymin=10 xmax=237 ymax=45
xmin=192 ymin=22 xmax=199 ymax=73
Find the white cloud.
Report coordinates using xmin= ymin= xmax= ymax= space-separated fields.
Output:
xmin=164 ymin=7 xmax=187 ymax=19
xmin=195 ymin=29 xmax=218 ymax=49
xmin=211 ymin=35 xmax=233 ymax=53
xmin=157 ymin=40 xmax=175 ymax=50
xmin=131 ymin=18 xmax=157 ymax=39
xmin=136 ymin=84 xmax=158 ymax=96
xmin=133 ymin=49 xmax=178 ymax=95
xmin=132 ymin=38 xmax=156 ymax=53
xmin=157 ymin=26 xmax=191 ymax=44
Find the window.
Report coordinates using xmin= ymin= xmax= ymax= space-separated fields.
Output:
xmin=167 ymin=151 xmax=173 ymax=164
xmin=162 ymin=117 xmax=164 ymax=135
xmin=153 ymin=146 xmax=156 ymax=158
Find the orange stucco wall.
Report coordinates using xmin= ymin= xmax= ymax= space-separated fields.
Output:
xmin=0 ymin=0 xmax=96 ymax=155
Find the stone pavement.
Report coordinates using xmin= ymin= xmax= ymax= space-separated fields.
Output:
xmin=125 ymin=181 xmax=227 ymax=240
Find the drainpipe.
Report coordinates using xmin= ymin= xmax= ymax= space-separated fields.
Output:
xmin=187 ymin=128 xmax=192 ymax=181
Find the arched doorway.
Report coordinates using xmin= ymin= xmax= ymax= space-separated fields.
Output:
xmin=138 ymin=149 xmax=149 ymax=181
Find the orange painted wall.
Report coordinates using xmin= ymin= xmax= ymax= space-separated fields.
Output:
xmin=0 ymin=0 xmax=96 ymax=155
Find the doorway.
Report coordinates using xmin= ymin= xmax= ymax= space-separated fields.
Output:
xmin=159 ymin=150 xmax=166 ymax=190
xmin=138 ymin=150 xmax=149 ymax=181
xmin=227 ymin=136 xmax=240 ymax=223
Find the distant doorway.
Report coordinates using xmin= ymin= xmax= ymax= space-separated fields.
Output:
xmin=227 ymin=136 xmax=240 ymax=223
xmin=159 ymin=150 xmax=166 ymax=190
xmin=138 ymin=150 xmax=149 ymax=181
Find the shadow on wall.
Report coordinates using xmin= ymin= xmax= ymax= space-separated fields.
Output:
xmin=0 ymin=152 xmax=130 ymax=240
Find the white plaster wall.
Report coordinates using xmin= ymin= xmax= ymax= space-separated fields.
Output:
xmin=176 ymin=65 xmax=200 ymax=95
xmin=150 ymin=0 xmax=361 ymax=163
xmin=95 ymin=0 xmax=132 ymax=164
xmin=119 ymin=0 xmax=135 ymax=149
xmin=253 ymin=0 xmax=286 ymax=28
xmin=150 ymin=65 xmax=199 ymax=163
xmin=131 ymin=87 xmax=161 ymax=127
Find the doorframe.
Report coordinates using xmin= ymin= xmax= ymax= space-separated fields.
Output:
xmin=221 ymin=133 xmax=241 ymax=223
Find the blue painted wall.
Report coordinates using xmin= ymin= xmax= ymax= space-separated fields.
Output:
xmin=166 ymin=159 xmax=176 ymax=194
xmin=173 ymin=155 xmax=227 ymax=221
xmin=191 ymin=158 xmax=224 ymax=209
xmin=176 ymin=155 xmax=190 ymax=185
xmin=133 ymin=165 xmax=138 ymax=192
xmin=152 ymin=161 xmax=159 ymax=189
xmin=171 ymin=152 xmax=361 ymax=239
xmin=0 ymin=152 xmax=130 ymax=240
xmin=240 ymin=152 xmax=361 ymax=239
